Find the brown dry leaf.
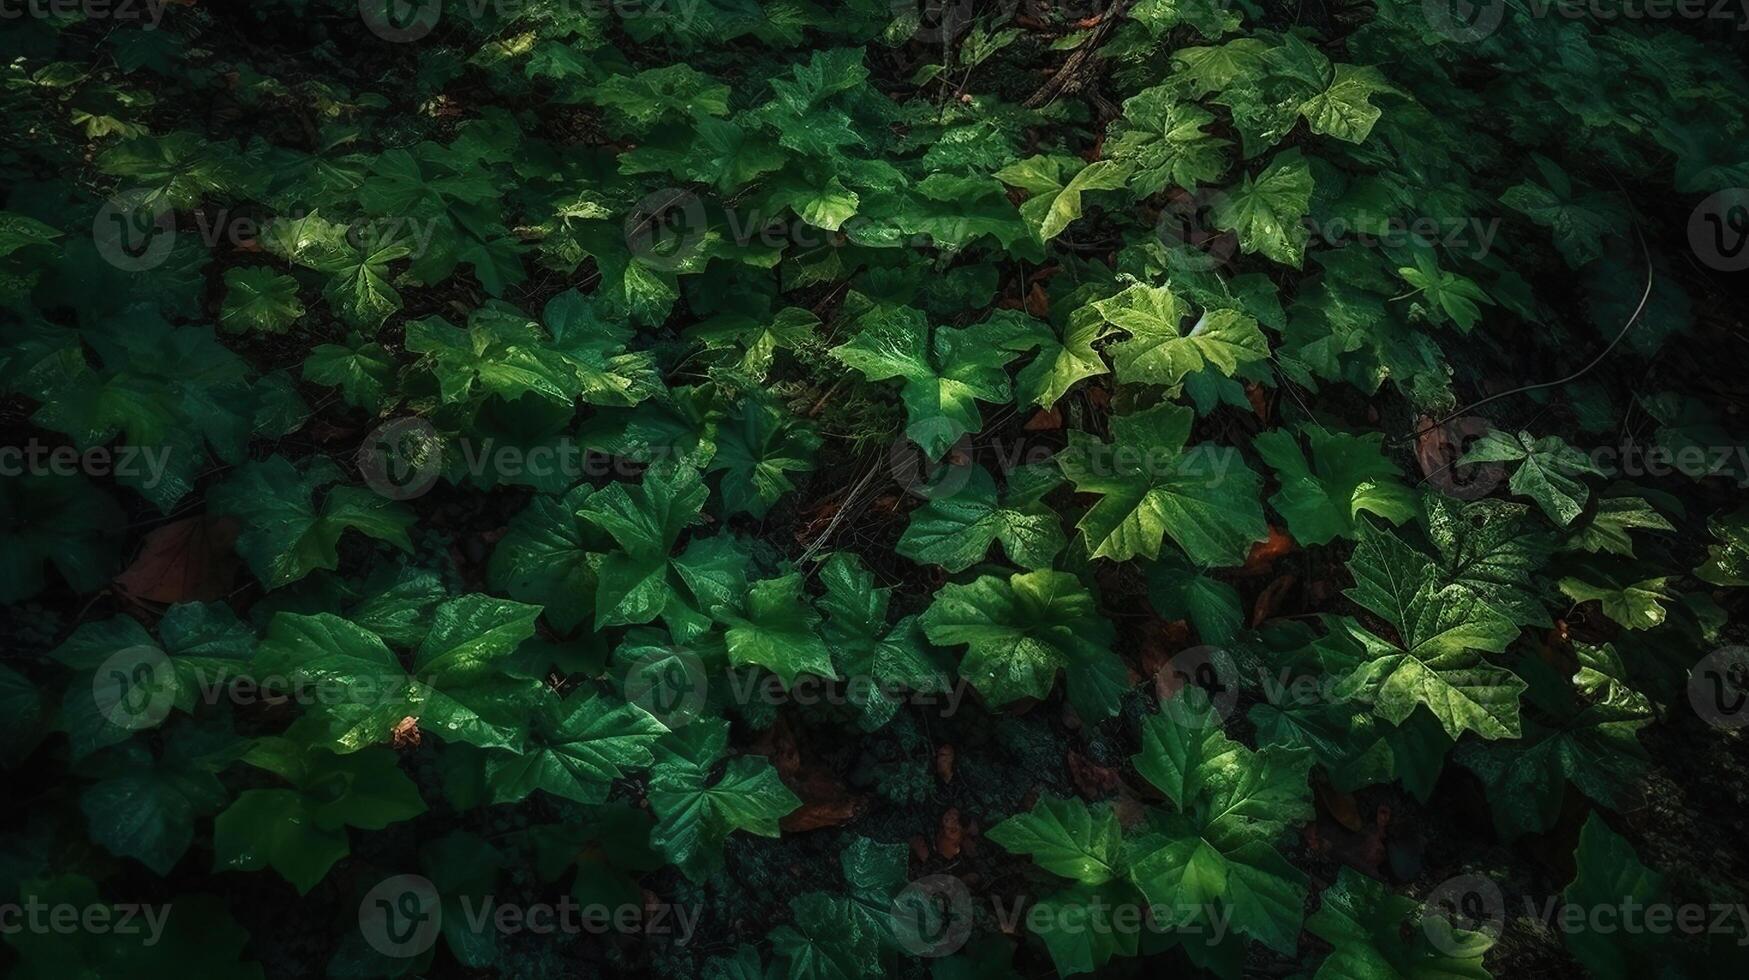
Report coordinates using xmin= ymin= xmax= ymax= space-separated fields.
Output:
xmin=1250 ymin=573 xmax=1298 ymax=626
xmin=936 ymin=807 xmax=963 ymax=859
xmin=934 ymin=744 xmax=955 ymax=784
xmin=1315 ymin=782 xmax=1364 ymax=831
xmin=1414 ymin=414 xmax=1491 ymax=482
xmin=1025 ymin=407 xmax=1063 ymax=431
xmin=391 ymin=716 xmax=421 ymax=750
xmin=1238 ymin=524 xmax=1294 ymax=576
xmin=1024 ymin=282 xmax=1050 ymax=318
xmin=1244 ymin=382 xmax=1272 ymax=424
xmin=114 ymin=515 xmax=241 ymax=604
xmin=1066 ymin=751 xmax=1119 ymax=798
xmin=755 ymin=719 xmax=863 ymax=832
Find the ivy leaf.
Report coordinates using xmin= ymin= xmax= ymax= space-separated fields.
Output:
xmin=715 ymin=572 xmax=836 ymax=687
xmin=1092 ymin=284 xmax=1268 ymax=387
xmin=1306 ymin=867 xmax=1495 ymax=980
xmin=219 ymin=268 xmax=304 ymax=334
xmin=920 ymin=569 xmax=1126 ymax=721
xmin=1455 ymin=649 xmax=1650 ymax=840
xmin=483 ymin=690 xmax=667 ymax=805
xmin=1696 ymin=506 xmax=1749 ymax=586
xmin=79 ymin=725 xmax=239 ymax=875
xmin=709 ymin=396 xmax=821 ymax=518
xmin=1458 ymin=430 xmax=1605 ymax=526
xmin=986 ymin=796 xmax=1123 ymax=885
xmin=1145 ymin=553 xmax=1243 ymax=645
xmin=1254 ymin=427 xmax=1417 ymax=545
xmin=648 ymin=719 xmax=801 ymax=881
xmin=1558 ymin=574 xmax=1675 ymax=631
xmin=1423 ymin=495 xmax=1553 ymax=629
xmin=830 ymin=305 xmax=1030 ymax=458
xmin=995 ymin=155 xmax=1130 ymax=243
xmin=302 ymin=334 xmax=393 ymax=412
xmin=771 ymin=892 xmax=881 ymax=980
xmin=1562 ymin=492 xmax=1675 ymax=557
xmin=1298 ymin=65 xmax=1397 ymax=144
xmin=897 ymin=464 xmax=1065 ymax=572
xmin=1107 ymin=86 xmax=1230 ymax=196
xmin=1501 ymin=156 xmax=1628 ymax=268
xmin=1331 ymin=522 xmax=1525 ymax=740
xmin=1057 ymin=402 xmax=1267 ymax=565
xmin=816 ymin=552 xmax=950 ymax=731
xmin=1013 ymin=306 xmax=1110 ymax=409
xmin=1212 ymin=149 xmax=1313 ymax=266
xmin=580 ymin=463 xmax=715 ymax=638
xmin=487 ymin=483 xmax=608 ymax=633
xmin=207 ymin=457 xmax=414 ymax=589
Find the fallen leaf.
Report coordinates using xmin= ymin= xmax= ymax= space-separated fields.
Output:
xmin=935 ymin=744 xmax=955 ymax=784
xmin=1066 ymin=751 xmax=1119 ymax=798
xmin=1250 ymin=573 xmax=1298 ymax=626
xmin=113 ymin=515 xmax=241 ymax=604
xmin=1238 ymin=524 xmax=1294 ymax=576
xmin=936 ymin=807 xmax=963 ymax=859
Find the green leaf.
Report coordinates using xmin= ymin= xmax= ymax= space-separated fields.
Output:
xmin=1306 ymin=867 xmax=1495 ymax=980
xmin=995 ymin=155 xmax=1130 ymax=243
xmin=921 ymin=570 xmax=1125 ymax=721
xmin=897 ymin=464 xmax=1065 ymax=572
xmin=1332 ymin=521 xmax=1525 ymax=740
xmin=302 ymin=334 xmax=393 ymax=412
xmin=484 ymin=691 xmax=667 ymax=804
xmin=648 ymin=720 xmax=801 ymax=880
xmin=830 ymin=305 xmax=1032 ymax=458
xmin=1212 ymin=149 xmax=1313 ymax=266
xmin=987 ymin=796 xmax=1123 ymax=885
xmin=709 ymin=396 xmax=820 ymax=518
xmin=816 ymin=552 xmax=950 ymax=731
xmin=208 ymin=457 xmax=414 ymax=589
xmin=1254 ymin=427 xmax=1417 ymax=545
xmin=1561 ymin=813 xmax=1669 ymax=980
xmin=1145 ymin=553 xmax=1243 ymax=645
xmin=1458 ymin=429 xmax=1604 ymax=526
xmin=1057 ymin=402 xmax=1267 ymax=565
xmin=717 ymin=572 xmax=836 ymax=687
xmin=1092 ymin=283 xmax=1268 ymax=388
xmin=487 ymin=483 xmax=607 ymax=633
xmin=1107 ymin=86 xmax=1230 ymax=195
xmin=1298 ymin=64 xmax=1397 ymax=144
xmin=219 ymin=268 xmax=304 ymax=334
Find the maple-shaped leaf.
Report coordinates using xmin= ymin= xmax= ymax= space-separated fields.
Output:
xmin=920 ymin=569 xmax=1126 ymax=721
xmin=1128 ymin=691 xmax=1315 ymax=953
xmin=897 ymin=464 xmax=1066 ymax=572
xmin=212 ymin=742 xmax=424 ymax=894
xmin=1455 ymin=647 xmax=1649 ymax=840
xmin=1212 ymin=149 xmax=1313 ymax=266
xmin=255 ymin=595 xmax=544 ymax=753
xmin=1145 ymin=552 xmax=1243 ymax=645
xmin=1306 ymin=867 xmax=1495 ymax=980
xmin=579 ymin=464 xmax=727 ymax=641
xmin=1422 ymin=495 xmax=1553 ymax=629
xmin=708 ymin=395 xmax=821 ymax=518
xmin=1254 ymin=426 xmax=1417 ymax=545
xmin=1458 ymin=429 xmax=1605 ymax=526
xmin=1057 ymin=402 xmax=1267 ymax=565
xmin=1107 ymin=85 xmax=1231 ymax=195
xmin=487 ymin=483 xmax=608 ymax=633
xmin=1091 ymin=283 xmax=1268 ymax=388
xmin=1501 ymin=155 xmax=1628 ymax=268
xmin=1298 ymin=64 xmax=1399 ymax=144
xmin=207 ymin=457 xmax=414 ymax=589
xmin=714 ymin=571 xmax=836 ymax=687
xmin=986 ymin=796 xmax=1124 ymax=885
xmin=1327 ymin=521 xmax=1525 ymax=740
xmin=816 ymin=552 xmax=950 ymax=731
xmin=482 ymin=690 xmax=667 ymax=805
xmin=219 ymin=268 xmax=304 ymax=334
xmin=829 ymin=304 xmax=1032 ymax=458
xmin=995 ymin=155 xmax=1130 ymax=243
xmin=301 ymin=333 xmax=393 ymax=412
xmin=647 ymin=719 xmax=801 ymax=881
